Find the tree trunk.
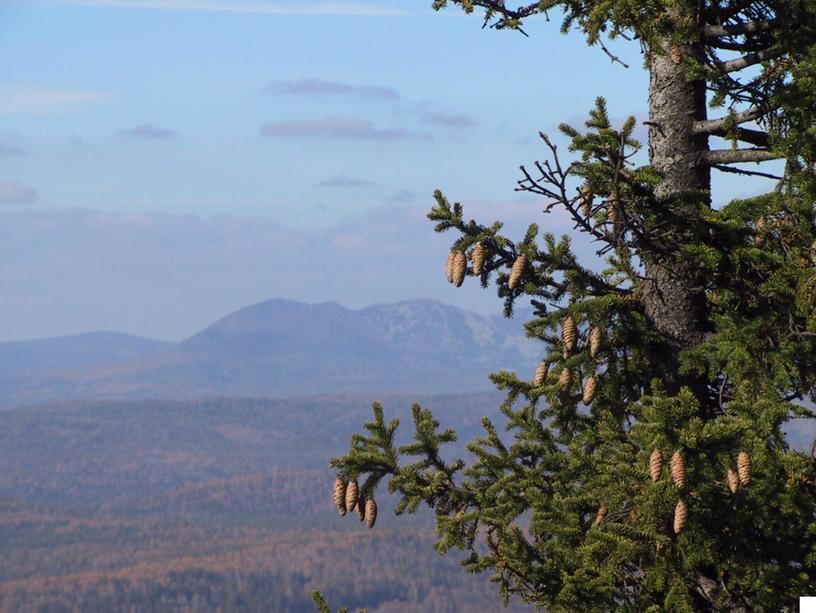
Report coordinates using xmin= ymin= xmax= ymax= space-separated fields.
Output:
xmin=642 ymin=30 xmax=712 ymax=397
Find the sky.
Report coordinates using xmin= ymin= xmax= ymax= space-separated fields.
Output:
xmin=0 ymin=0 xmax=781 ymax=341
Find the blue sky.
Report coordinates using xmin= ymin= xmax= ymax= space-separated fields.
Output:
xmin=0 ymin=0 xmax=780 ymax=341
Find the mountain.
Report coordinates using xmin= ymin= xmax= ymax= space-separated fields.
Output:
xmin=0 ymin=299 xmax=540 ymax=408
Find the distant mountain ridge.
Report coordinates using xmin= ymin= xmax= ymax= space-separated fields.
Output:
xmin=0 ymin=298 xmax=540 ymax=408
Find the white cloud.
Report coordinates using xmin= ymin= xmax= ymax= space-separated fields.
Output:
xmin=48 ymin=0 xmax=410 ymax=16
xmin=0 ymin=86 xmax=105 ymax=114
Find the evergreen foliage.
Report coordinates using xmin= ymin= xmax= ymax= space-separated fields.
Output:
xmin=330 ymin=1 xmax=816 ymax=610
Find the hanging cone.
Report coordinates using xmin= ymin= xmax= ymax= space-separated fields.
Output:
xmin=579 ymin=184 xmax=593 ymax=217
xmin=589 ymin=326 xmax=602 ymax=358
xmin=737 ymin=451 xmax=752 ymax=486
xmin=727 ymin=466 xmax=740 ymax=494
xmin=562 ymin=316 xmax=577 ymax=359
xmin=594 ymin=504 xmax=608 ymax=525
xmin=452 ymin=251 xmax=467 ymax=287
xmin=332 ymin=477 xmax=347 ymax=516
xmin=559 ymin=368 xmax=571 ymax=390
xmin=670 ymin=46 xmax=682 ymax=65
xmin=533 ymin=361 xmax=549 ymax=387
xmin=608 ymin=198 xmax=619 ymax=225
xmin=582 ymin=376 xmax=598 ymax=404
xmin=345 ymin=479 xmax=359 ymax=513
xmin=670 ymin=451 xmax=687 ymax=489
xmin=508 ymin=254 xmax=527 ymax=289
xmin=471 ymin=242 xmax=485 ymax=275
xmin=445 ymin=252 xmax=455 ymax=283
xmin=810 ymin=240 xmax=816 ymax=267
xmin=356 ymin=495 xmax=366 ymax=521
xmin=673 ymin=500 xmax=688 ymax=534
xmin=649 ymin=449 xmax=663 ymax=482
xmin=365 ymin=498 xmax=378 ymax=529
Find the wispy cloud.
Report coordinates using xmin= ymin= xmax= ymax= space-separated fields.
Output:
xmin=259 ymin=118 xmax=431 ymax=141
xmin=49 ymin=0 xmax=409 ymax=16
xmin=266 ymin=79 xmax=400 ymax=101
xmin=421 ymin=112 xmax=476 ymax=128
xmin=0 ymin=140 xmax=26 ymax=158
xmin=119 ymin=124 xmax=178 ymax=140
xmin=0 ymin=181 xmax=38 ymax=204
xmin=0 ymin=86 xmax=104 ymax=114
xmin=317 ymin=175 xmax=373 ymax=188
xmin=386 ymin=189 xmax=416 ymax=205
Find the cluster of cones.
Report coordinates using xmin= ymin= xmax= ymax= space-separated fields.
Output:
xmin=445 ymin=242 xmax=529 ymax=290
xmin=578 ymin=185 xmax=622 ymax=229
xmin=332 ymin=477 xmax=377 ymax=529
xmin=532 ymin=315 xmax=603 ymax=405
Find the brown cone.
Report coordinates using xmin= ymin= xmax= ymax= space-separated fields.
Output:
xmin=670 ymin=46 xmax=682 ymax=65
xmin=810 ymin=240 xmax=816 ymax=267
xmin=533 ymin=361 xmax=549 ymax=387
xmin=673 ymin=500 xmax=688 ymax=534
xmin=445 ymin=252 xmax=455 ymax=283
xmin=365 ymin=497 xmax=378 ymax=529
xmin=594 ymin=504 xmax=608 ymax=525
xmin=608 ymin=198 xmax=619 ymax=225
xmin=471 ymin=242 xmax=485 ymax=275
xmin=727 ymin=466 xmax=740 ymax=494
xmin=332 ymin=477 xmax=347 ymax=516
xmin=562 ymin=316 xmax=577 ymax=359
xmin=670 ymin=451 xmax=687 ymax=489
xmin=579 ymin=184 xmax=593 ymax=217
xmin=452 ymin=251 xmax=467 ymax=287
xmin=737 ymin=451 xmax=752 ymax=486
xmin=508 ymin=254 xmax=527 ymax=289
xmin=559 ymin=368 xmax=571 ymax=390
xmin=345 ymin=479 xmax=359 ymax=513
xmin=589 ymin=326 xmax=602 ymax=358
xmin=649 ymin=449 xmax=663 ymax=482
xmin=582 ymin=376 xmax=598 ymax=405
xmin=356 ymin=495 xmax=366 ymax=521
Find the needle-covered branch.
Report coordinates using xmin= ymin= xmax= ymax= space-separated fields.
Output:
xmin=703 ymin=19 xmax=776 ymax=38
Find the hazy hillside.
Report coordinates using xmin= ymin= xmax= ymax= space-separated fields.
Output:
xmin=0 ymin=299 xmax=539 ymax=408
xmin=0 ymin=393 xmax=530 ymax=612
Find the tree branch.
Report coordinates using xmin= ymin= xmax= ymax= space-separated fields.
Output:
xmin=705 ymin=148 xmax=781 ymax=164
xmin=709 ymin=127 xmax=771 ymax=147
xmin=692 ymin=107 xmax=765 ymax=135
xmin=704 ymin=20 xmax=775 ymax=38
xmin=711 ymin=164 xmax=783 ymax=180
xmin=717 ymin=46 xmax=785 ymax=73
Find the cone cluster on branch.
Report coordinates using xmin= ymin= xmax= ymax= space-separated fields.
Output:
xmin=471 ymin=242 xmax=485 ymax=275
xmin=670 ymin=451 xmax=687 ymax=489
xmin=737 ymin=451 xmax=752 ymax=486
xmin=589 ymin=326 xmax=602 ymax=358
xmin=562 ymin=316 xmax=577 ymax=359
xmin=533 ymin=361 xmax=549 ymax=387
xmin=508 ymin=254 xmax=527 ymax=289
xmin=332 ymin=476 xmax=377 ymax=529
xmin=649 ymin=449 xmax=663 ymax=482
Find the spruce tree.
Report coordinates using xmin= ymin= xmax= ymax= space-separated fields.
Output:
xmin=329 ymin=2 xmax=816 ymax=610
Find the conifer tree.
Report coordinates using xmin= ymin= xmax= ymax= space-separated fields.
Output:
xmin=330 ymin=2 xmax=816 ymax=610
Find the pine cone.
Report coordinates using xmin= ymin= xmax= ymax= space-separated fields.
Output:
xmin=727 ymin=466 xmax=740 ymax=494
xmin=670 ymin=46 xmax=682 ymax=65
xmin=810 ymin=240 xmax=816 ymax=267
xmin=582 ymin=376 xmax=597 ymax=404
xmin=737 ymin=451 xmax=752 ymax=486
xmin=445 ymin=252 xmax=455 ymax=283
xmin=332 ymin=477 xmax=347 ymax=516
xmin=562 ymin=315 xmax=577 ymax=359
xmin=452 ymin=251 xmax=467 ymax=287
xmin=471 ymin=242 xmax=485 ymax=275
xmin=559 ymin=368 xmax=571 ymax=390
xmin=670 ymin=451 xmax=687 ymax=489
xmin=345 ymin=479 xmax=359 ymax=513
xmin=594 ymin=504 xmax=608 ymax=525
xmin=649 ymin=449 xmax=663 ymax=482
xmin=533 ymin=361 xmax=549 ymax=387
xmin=356 ymin=495 xmax=366 ymax=521
xmin=589 ymin=326 xmax=602 ymax=358
xmin=673 ymin=500 xmax=688 ymax=534
xmin=608 ymin=198 xmax=619 ymax=225
xmin=365 ymin=498 xmax=378 ymax=529
xmin=508 ymin=254 xmax=527 ymax=289
xmin=579 ymin=184 xmax=593 ymax=217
